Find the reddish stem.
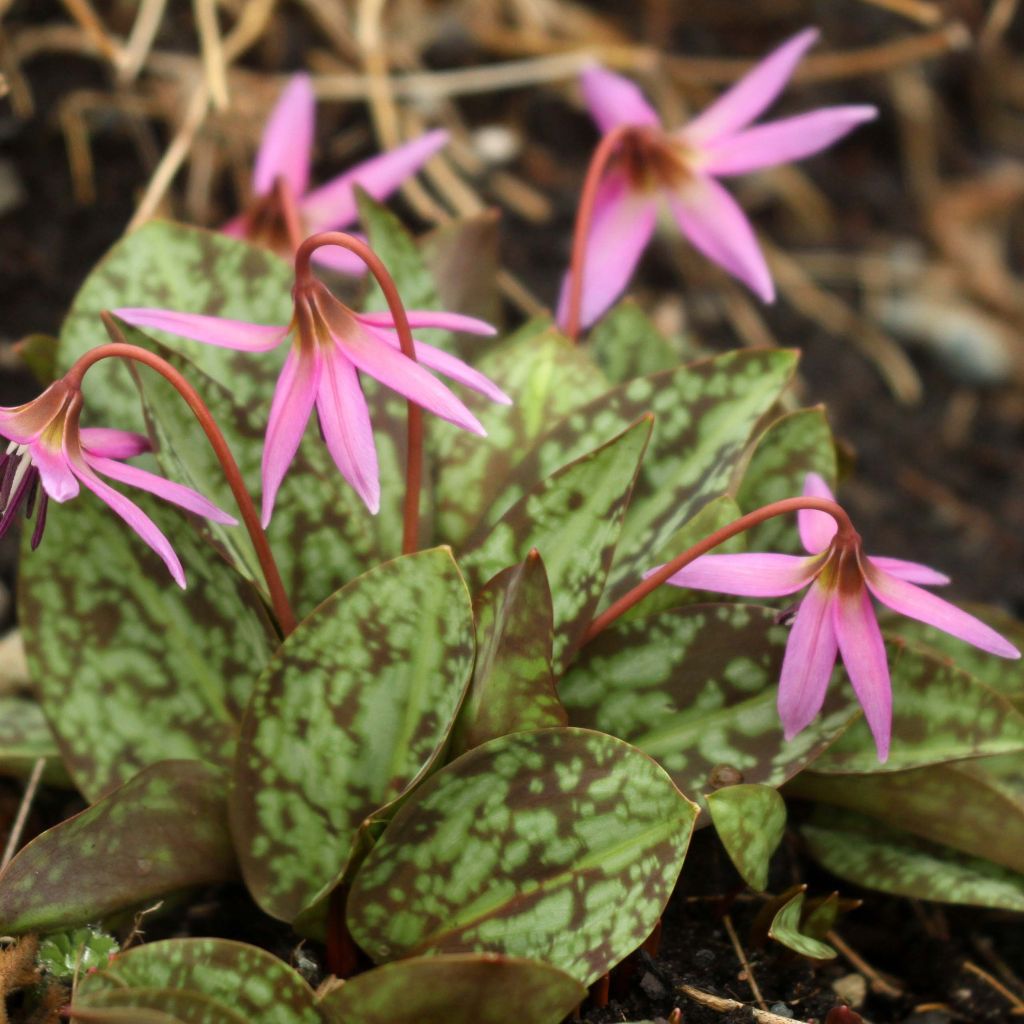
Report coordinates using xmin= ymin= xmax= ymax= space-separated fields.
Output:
xmin=563 ymin=124 xmax=631 ymax=342
xmin=295 ymin=232 xmax=423 ymax=555
xmin=66 ymin=316 xmax=297 ymax=637
xmin=582 ymin=496 xmax=857 ymax=644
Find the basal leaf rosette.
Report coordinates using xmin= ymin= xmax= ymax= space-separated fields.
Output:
xmin=347 ymin=728 xmax=698 ymax=986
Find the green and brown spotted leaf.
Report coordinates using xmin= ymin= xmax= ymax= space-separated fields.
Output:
xmin=768 ymin=889 xmax=836 ymax=960
xmin=348 ymin=728 xmax=698 ymax=987
xmin=788 ymin=758 xmax=1024 ymax=874
xmin=588 ymin=300 xmax=683 ymax=383
xmin=706 ymin=784 xmax=786 ymax=891
xmin=801 ymin=808 xmax=1024 ymax=911
xmin=0 ymin=695 xmax=68 ymax=786
xmin=18 ymin=488 xmax=276 ymax=800
xmin=460 ymin=417 xmax=652 ymax=675
xmin=0 ymin=761 xmax=234 ymax=934
xmin=69 ymin=988 xmax=248 ymax=1024
xmin=229 ymin=548 xmax=475 ymax=924
xmin=810 ymin=639 xmax=1024 ymax=774
xmin=736 ymin=406 xmax=837 ymax=554
xmin=76 ymin=938 xmax=320 ymax=1024
xmin=450 ymin=553 xmax=566 ymax=757
xmin=477 ymin=349 xmax=798 ymax=607
xmin=317 ymin=954 xmax=586 ymax=1024
xmin=560 ymin=605 xmax=858 ymax=804
xmin=60 ymin=221 xmax=291 ymax=431
xmin=432 ymin=320 xmax=609 ymax=546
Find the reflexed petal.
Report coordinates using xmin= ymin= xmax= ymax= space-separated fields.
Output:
xmin=864 ymin=561 xmax=1021 ymax=659
xmin=555 ymin=169 xmax=658 ymax=330
xmin=666 ymin=176 xmax=774 ymax=302
xmin=834 ymin=583 xmax=892 ymax=761
xmin=114 ymin=309 xmax=288 ymax=352
xmin=778 ymin=580 xmax=839 ymax=739
xmin=29 ymin=440 xmax=79 ymax=503
xmin=311 ymin=240 xmax=371 ymax=277
xmin=300 ymin=129 xmax=450 ymax=232
xmin=369 ymin=328 xmax=511 ymax=405
xmin=87 ymin=455 xmax=237 ymax=526
xmin=660 ymin=551 xmax=822 ymax=597
xmin=867 ymin=556 xmax=950 ymax=586
xmin=252 ymin=73 xmax=316 ymax=198
xmin=80 ymin=428 xmax=150 ymax=460
xmin=799 ymin=471 xmax=838 ymax=554
xmin=701 ymin=106 xmax=878 ymax=176
xmin=579 ymin=65 xmax=661 ymax=133
xmin=683 ymin=28 xmax=820 ymax=145
xmin=261 ymin=346 xmax=322 ymax=527
xmin=316 ymin=348 xmax=380 ymax=514
xmin=67 ymin=453 xmax=185 ymax=588
xmin=358 ymin=310 xmax=496 ymax=336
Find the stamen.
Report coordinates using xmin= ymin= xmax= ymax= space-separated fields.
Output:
xmin=30 ymin=492 xmax=48 ymax=550
xmin=0 ymin=462 xmax=37 ymax=537
xmin=24 ymin=473 xmax=39 ymax=518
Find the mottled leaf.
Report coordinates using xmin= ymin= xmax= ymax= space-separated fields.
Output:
xmin=77 ymin=938 xmax=319 ymax=1024
xmin=810 ymin=639 xmax=1024 ymax=774
xmin=317 ymin=954 xmax=586 ymax=1024
xmin=18 ymin=489 xmax=276 ymax=800
xmin=460 ymin=417 xmax=652 ymax=674
xmin=706 ymin=784 xmax=786 ymax=891
xmin=70 ymin=989 xmax=247 ymax=1024
xmin=0 ymin=695 xmax=67 ymax=785
xmin=588 ymin=299 xmax=684 ymax=383
xmin=736 ymin=407 xmax=837 ymax=554
xmin=347 ymin=728 xmax=698 ymax=986
xmin=801 ymin=808 xmax=1024 ymax=911
xmin=62 ymin=1004 xmax=185 ymax=1024
xmin=433 ymin=320 xmax=609 ymax=546
xmin=768 ymin=889 xmax=836 ymax=959
xmin=560 ymin=604 xmax=857 ymax=803
xmin=229 ymin=548 xmax=475 ymax=923
xmin=451 ymin=552 xmax=566 ymax=756
xmin=0 ymin=761 xmax=234 ymax=934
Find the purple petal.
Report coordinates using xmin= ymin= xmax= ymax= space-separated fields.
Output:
xmin=114 ymin=309 xmax=288 ymax=352
xmin=864 ymin=560 xmax=1021 ymax=659
xmin=867 ymin=556 xmax=950 ymax=586
xmin=311 ymin=241 xmax=370 ymax=277
xmin=221 ymin=214 xmax=246 ymax=237
xmin=316 ymin=348 xmax=380 ymax=514
xmin=799 ymin=471 xmax=838 ymax=554
xmin=660 ymin=551 xmax=822 ymax=597
xmin=252 ymin=73 xmax=316 ymax=198
xmin=701 ymin=106 xmax=878 ymax=177
xmin=261 ymin=346 xmax=321 ymax=527
xmin=358 ymin=310 xmax=496 ymax=336
xmin=80 ymin=428 xmax=150 ymax=460
xmin=555 ymin=169 xmax=658 ymax=330
xmin=86 ymin=455 xmax=237 ymax=526
xmin=683 ymin=28 xmax=820 ymax=145
xmin=579 ymin=64 xmax=661 ymax=133
xmin=666 ymin=175 xmax=774 ymax=302
xmin=299 ymin=129 xmax=450 ymax=233
xmin=369 ymin=328 xmax=511 ymax=405
xmin=834 ymin=583 xmax=892 ymax=761
xmin=29 ymin=440 xmax=79 ymax=503
xmin=777 ymin=579 xmax=839 ymax=739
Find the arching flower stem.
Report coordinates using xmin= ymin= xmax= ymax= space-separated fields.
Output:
xmin=563 ymin=124 xmax=632 ymax=342
xmin=295 ymin=232 xmax=423 ymax=555
xmin=66 ymin=314 xmax=297 ymax=637
xmin=582 ymin=495 xmax=856 ymax=643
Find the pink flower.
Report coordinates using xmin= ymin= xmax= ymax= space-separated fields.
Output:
xmin=0 ymin=379 xmax=236 ymax=587
xmin=115 ymin=269 xmax=510 ymax=526
xmin=662 ymin=474 xmax=1020 ymax=761
xmin=226 ymin=74 xmax=449 ymax=275
xmin=558 ymin=28 xmax=877 ymax=329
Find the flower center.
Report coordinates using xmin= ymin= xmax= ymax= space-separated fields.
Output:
xmin=0 ymin=441 xmax=46 ymax=547
xmin=816 ymin=533 xmax=866 ymax=596
xmin=243 ymin=190 xmax=299 ymax=257
xmin=614 ymin=127 xmax=694 ymax=192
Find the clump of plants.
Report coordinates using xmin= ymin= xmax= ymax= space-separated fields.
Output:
xmin=0 ymin=29 xmax=1021 ymax=1024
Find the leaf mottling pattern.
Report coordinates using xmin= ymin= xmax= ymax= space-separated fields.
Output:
xmin=0 ymin=761 xmax=234 ymax=934
xmin=588 ymin=299 xmax=693 ymax=383
xmin=229 ymin=548 xmax=475 ymax=923
xmin=18 ymin=489 xmax=276 ymax=800
xmin=347 ymin=728 xmax=698 ymax=987
xmin=706 ymin=783 xmax=786 ymax=891
xmin=768 ymin=890 xmax=836 ymax=959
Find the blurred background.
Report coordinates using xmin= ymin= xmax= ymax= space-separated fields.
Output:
xmin=0 ymin=0 xmax=1021 ymax=627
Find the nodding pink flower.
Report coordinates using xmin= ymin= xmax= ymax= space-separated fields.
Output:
xmin=559 ymin=28 xmax=877 ymax=329
xmin=0 ymin=380 xmax=236 ymax=587
xmin=661 ymin=474 xmax=1020 ymax=761
xmin=115 ymin=264 xmax=510 ymax=527
xmin=225 ymin=74 xmax=449 ymax=275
